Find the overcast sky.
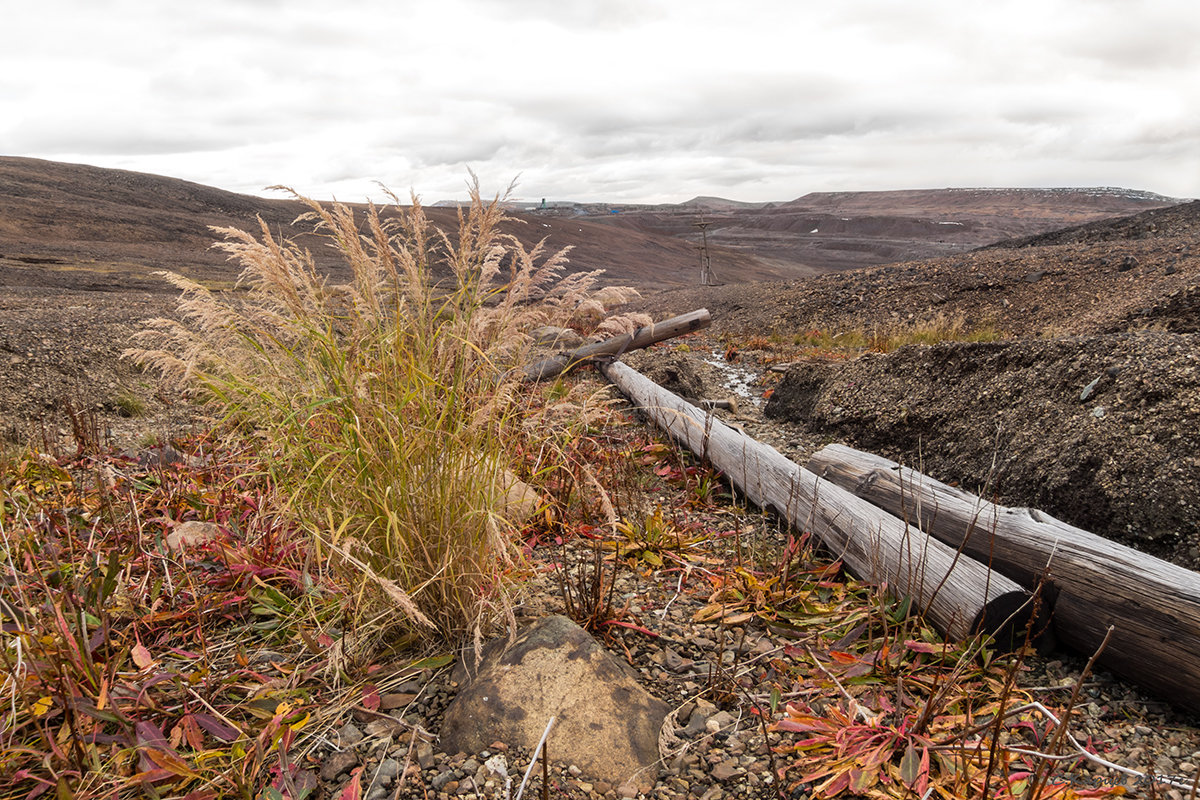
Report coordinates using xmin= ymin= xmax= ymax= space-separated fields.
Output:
xmin=3 ymin=0 xmax=1198 ymax=204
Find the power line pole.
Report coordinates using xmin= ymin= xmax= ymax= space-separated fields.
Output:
xmin=694 ymin=217 xmax=717 ymax=286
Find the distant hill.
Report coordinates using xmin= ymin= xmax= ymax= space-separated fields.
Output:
xmin=678 ymin=196 xmax=770 ymax=211
xmin=0 ymin=157 xmax=1184 ymax=292
xmin=590 ymin=187 xmax=1182 ymax=273
xmin=0 ymin=156 xmax=786 ymax=291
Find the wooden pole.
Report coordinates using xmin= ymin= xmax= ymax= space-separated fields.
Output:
xmin=601 ymin=361 xmax=1037 ymax=643
xmin=807 ymin=443 xmax=1200 ymax=713
xmin=518 ymin=308 xmax=711 ymax=382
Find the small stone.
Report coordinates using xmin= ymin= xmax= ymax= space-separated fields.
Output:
xmin=663 ymin=647 xmax=692 ymax=672
xmin=394 ymin=677 xmax=424 ymax=693
xmin=483 ymin=754 xmax=508 ymax=781
xmin=339 ymin=722 xmax=365 ymax=747
xmin=699 ymin=786 xmax=725 ymax=800
xmin=365 ymin=786 xmax=389 ymax=800
xmin=1080 ymin=377 xmax=1101 ymax=402
xmin=617 ymin=781 xmax=639 ymax=798
xmin=166 ymin=520 xmax=219 ymax=551
xmin=431 ymin=772 xmax=455 ymax=791
xmin=376 ymin=758 xmax=401 ymax=782
xmin=416 ymin=741 xmax=436 ymax=769
xmin=594 ymin=780 xmax=613 ymax=794
xmin=320 ymin=750 xmax=359 ymax=781
xmin=711 ymin=759 xmax=740 ymax=781
xmin=568 ymin=764 xmax=582 ymax=777
xmin=706 ymin=711 xmax=736 ymax=734
xmin=682 ymin=699 xmax=717 ymax=738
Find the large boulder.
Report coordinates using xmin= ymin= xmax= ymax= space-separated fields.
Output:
xmin=440 ymin=615 xmax=668 ymax=790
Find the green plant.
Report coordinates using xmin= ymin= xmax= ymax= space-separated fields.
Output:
xmin=111 ymin=390 xmax=147 ymax=418
xmin=127 ymin=181 xmax=646 ymax=648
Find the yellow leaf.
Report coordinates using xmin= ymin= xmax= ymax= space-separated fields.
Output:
xmin=31 ymin=696 xmax=53 ymax=716
xmin=288 ymin=711 xmax=310 ymax=732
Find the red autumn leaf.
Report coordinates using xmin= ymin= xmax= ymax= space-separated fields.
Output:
xmin=176 ymin=714 xmax=207 ymax=751
xmin=362 ymin=684 xmax=380 ymax=712
xmin=338 ymin=767 xmax=363 ymax=800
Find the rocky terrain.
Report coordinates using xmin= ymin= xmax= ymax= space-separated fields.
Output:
xmin=4 ymin=158 xmax=1200 ymax=798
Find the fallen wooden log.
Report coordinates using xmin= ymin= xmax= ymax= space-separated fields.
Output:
xmin=519 ymin=308 xmax=711 ymax=382
xmin=601 ymin=360 xmax=1038 ymax=643
xmin=807 ymin=443 xmax=1200 ymax=713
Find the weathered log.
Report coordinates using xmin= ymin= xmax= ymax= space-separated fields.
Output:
xmin=519 ymin=309 xmax=711 ymax=382
xmin=601 ymin=360 xmax=1037 ymax=643
xmin=807 ymin=443 xmax=1200 ymax=713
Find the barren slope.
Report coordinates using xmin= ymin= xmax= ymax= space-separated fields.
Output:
xmin=0 ymin=156 xmax=781 ymax=292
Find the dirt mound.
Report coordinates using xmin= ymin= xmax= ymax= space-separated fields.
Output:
xmin=989 ymin=200 xmax=1200 ymax=249
xmin=631 ymin=217 xmax=1199 ymax=341
xmin=763 ymin=333 xmax=1200 ymax=570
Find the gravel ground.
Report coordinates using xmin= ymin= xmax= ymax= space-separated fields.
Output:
xmin=305 ymin=518 xmax=1200 ymax=800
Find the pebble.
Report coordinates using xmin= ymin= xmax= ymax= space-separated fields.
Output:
xmin=339 ymin=722 xmax=365 ymax=747
xmin=320 ymin=750 xmax=359 ymax=781
xmin=706 ymin=711 xmax=736 ymax=734
xmin=375 ymin=758 xmax=401 ymax=782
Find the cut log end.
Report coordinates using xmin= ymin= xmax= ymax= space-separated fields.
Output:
xmin=970 ymin=589 xmax=1056 ymax=653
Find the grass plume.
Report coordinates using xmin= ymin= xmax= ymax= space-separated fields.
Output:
xmin=127 ymin=180 xmax=645 ymax=646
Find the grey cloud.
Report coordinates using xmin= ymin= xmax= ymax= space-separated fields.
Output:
xmin=468 ymin=0 xmax=666 ymax=31
xmin=6 ymin=125 xmax=239 ymax=157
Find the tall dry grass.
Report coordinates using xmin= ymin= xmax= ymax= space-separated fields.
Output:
xmin=128 ymin=181 xmax=646 ymax=647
